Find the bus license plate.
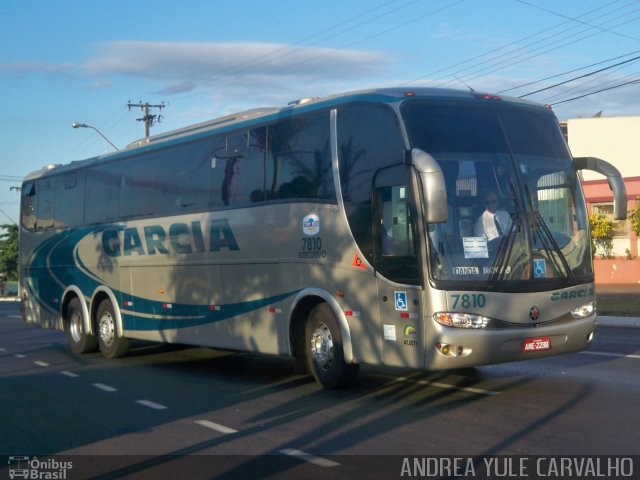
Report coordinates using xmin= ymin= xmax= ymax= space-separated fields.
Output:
xmin=522 ymin=336 xmax=551 ymax=352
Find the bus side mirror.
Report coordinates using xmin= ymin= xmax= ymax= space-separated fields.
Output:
xmin=410 ymin=148 xmax=448 ymax=224
xmin=574 ymin=156 xmax=627 ymax=220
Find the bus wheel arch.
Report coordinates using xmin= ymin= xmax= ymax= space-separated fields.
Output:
xmin=288 ymin=289 xmax=357 ymax=388
xmin=61 ymin=288 xmax=97 ymax=354
xmin=91 ymin=288 xmax=131 ymax=359
xmin=304 ymin=302 xmax=359 ymax=388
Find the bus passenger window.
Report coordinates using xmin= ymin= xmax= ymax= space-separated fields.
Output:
xmin=55 ymin=172 xmax=84 ymax=228
xmin=36 ymin=179 xmax=55 ymax=229
xmin=161 ymin=141 xmax=210 ymax=214
xmin=85 ymin=164 xmax=121 ymax=223
xmin=267 ymin=111 xmax=334 ymax=201
xmin=213 ymin=129 xmax=265 ymax=207
xmin=21 ymin=182 xmax=36 ymax=231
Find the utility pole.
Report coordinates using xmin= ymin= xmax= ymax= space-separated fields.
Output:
xmin=126 ymin=101 xmax=165 ymax=139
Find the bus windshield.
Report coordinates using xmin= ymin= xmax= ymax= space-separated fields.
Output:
xmin=402 ymin=101 xmax=592 ymax=291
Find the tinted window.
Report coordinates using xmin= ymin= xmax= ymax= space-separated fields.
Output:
xmin=161 ymin=141 xmax=210 ymax=214
xmin=55 ymin=172 xmax=85 ymax=227
xmin=212 ymin=129 xmax=265 ymax=207
xmin=20 ymin=181 xmax=36 ymax=231
xmin=337 ymin=104 xmax=405 ymax=263
xmin=120 ymin=154 xmax=162 ymax=219
xmin=267 ymin=111 xmax=334 ymax=201
xmin=86 ymin=163 xmax=121 ymax=223
xmin=36 ymin=178 xmax=55 ymax=229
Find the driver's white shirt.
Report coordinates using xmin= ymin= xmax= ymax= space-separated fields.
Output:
xmin=474 ymin=210 xmax=512 ymax=241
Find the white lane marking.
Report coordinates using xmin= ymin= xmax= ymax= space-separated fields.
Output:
xmin=14 ymin=354 xmax=26 ymax=358
xmin=194 ymin=419 xmax=238 ymax=434
xmin=279 ymin=449 xmax=340 ymax=467
xmin=9 ymin=315 xmax=22 ymax=319
xmin=60 ymin=371 xmax=79 ymax=378
xmin=136 ymin=400 xmax=168 ymax=410
xmin=34 ymin=361 xmax=50 ymax=367
xmin=93 ymin=383 xmax=117 ymax=392
xmin=580 ymin=351 xmax=640 ymax=360
xmin=395 ymin=377 xmax=501 ymax=396
xmin=0 ymin=347 xmax=6 ymax=352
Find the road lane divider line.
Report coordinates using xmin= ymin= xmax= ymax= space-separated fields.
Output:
xmin=0 ymin=347 xmax=6 ymax=352
xmin=136 ymin=400 xmax=168 ymax=410
xmin=14 ymin=354 xmax=26 ymax=358
xmin=34 ymin=361 xmax=50 ymax=367
xmin=9 ymin=315 xmax=22 ymax=319
xmin=60 ymin=371 xmax=79 ymax=378
xmin=580 ymin=351 xmax=640 ymax=359
xmin=93 ymin=383 xmax=117 ymax=392
xmin=279 ymin=449 xmax=340 ymax=467
xmin=394 ymin=377 xmax=502 ymax=396
xmin=194 ymin=420 xmax=238 ymax=434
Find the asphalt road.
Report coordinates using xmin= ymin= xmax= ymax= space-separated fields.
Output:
xmin=1 ymin=301 xmax=639 ymax=479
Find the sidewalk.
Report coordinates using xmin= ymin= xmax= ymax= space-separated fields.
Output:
xmin=597 ymin=315 xmax=640 ymax=328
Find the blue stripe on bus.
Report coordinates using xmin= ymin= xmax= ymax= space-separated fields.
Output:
xmin=26 ymin=227 xmax=300 ymax=331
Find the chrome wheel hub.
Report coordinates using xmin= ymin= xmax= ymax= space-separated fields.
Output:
xmin=70 ymin=310 xmax=82 ymax=343
xmin=98 ymin=312 xmax=115 ymax=347
xmin=310 ymin=322 xmax=334 ymax=371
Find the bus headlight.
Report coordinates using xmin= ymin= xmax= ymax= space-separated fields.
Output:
xmin=434 ymin=312 xmax=490 ymax=329
xmin=570 ymin=301 xmax=595 ymax=319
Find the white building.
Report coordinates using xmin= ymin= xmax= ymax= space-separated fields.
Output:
xmin=565 ymin=115 xmax=640 ymax=265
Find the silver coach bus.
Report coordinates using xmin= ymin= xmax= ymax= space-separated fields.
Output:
xmin=19 ymin=88 xmax=627 ymax=388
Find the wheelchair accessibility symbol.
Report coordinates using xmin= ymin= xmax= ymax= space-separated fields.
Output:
xmin=533 ymin=259 xmax=546 ymax=278
xmin=394 ymin=291 xmax=408 ymax=311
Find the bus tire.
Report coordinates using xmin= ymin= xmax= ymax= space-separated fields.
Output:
xmin=305 ymin=303 xmax=358 ymax=388
xmin=65 ymin=297 xmax=98 ymax=354
xmin=96 ymin=299 xmax=131 ymax=359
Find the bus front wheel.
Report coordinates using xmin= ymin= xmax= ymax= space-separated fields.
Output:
xmin=305 ymin=303 xmax=358 ymax=388
xmin=96 ymin=299 xmax=131 ymax=359
xmin=65 ymin=297 xmax=98 ymax=354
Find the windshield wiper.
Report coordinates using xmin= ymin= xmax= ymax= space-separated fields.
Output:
xmin=523 ymin=185 xmax=572 ymax=281
xmin=531 ymin=210 xmax=573 ymax=280
xmin=488 ymin=217 xmax=518 ymax=284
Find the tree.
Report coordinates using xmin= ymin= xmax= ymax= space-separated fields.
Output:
xmin=588 ymin=213 xmax=615 ymax=259
xmin=628 ymin=197 xmax=640 ymax=238
xmin=0 ymin=224 xmax=18 ymax=281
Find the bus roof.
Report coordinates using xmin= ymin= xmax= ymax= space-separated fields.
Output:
xmin=23 ymin=87 xmax=546 ymax=182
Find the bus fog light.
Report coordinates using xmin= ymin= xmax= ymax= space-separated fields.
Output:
xmin=570 ymin=301 xmax=595 ymax=319
xmin=434 ymin=312 xmax=490 ymax=329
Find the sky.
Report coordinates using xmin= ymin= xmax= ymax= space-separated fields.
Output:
xmin=1 ymin=0 xmax=640 ymax=224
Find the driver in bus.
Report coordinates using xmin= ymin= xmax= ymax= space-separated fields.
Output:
xmin=474 ymin=191 xmax=512 ymax=241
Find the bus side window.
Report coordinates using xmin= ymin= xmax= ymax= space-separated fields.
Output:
xmin=214 ymin=130 xmax=265 ymax=207
xmin=21 ymin=182 xmax=36 ymax=231
xmin=337 ymin=103 xmax=405 ymax=264
xmin=267 ymin=111 xmax=334 ymax=201
xmin=36 ymin=178 xmax=55 ymax=230
xmin=161 ymin=140 xmax=210 ymax=214
xmin=85 ymin=164 xmax=121 ymax=223
xmin=54 ymin=172 xmax=84 ymax=228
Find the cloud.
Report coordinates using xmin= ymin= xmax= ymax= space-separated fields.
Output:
xmin=83 ymin=40 xmax=385 ymax=88
xmin=0 ymin=61 xmax=74 ymax=75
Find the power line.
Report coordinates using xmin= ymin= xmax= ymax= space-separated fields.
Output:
xmin=434 ymin=4 xmax=640 ymax=89
xmin=497 ymin=49 xmax=640 ymax=94
xmin=516 ymin=0 xmax=640 ymax=42
xmin=549 ymin=77 xmax=640 ymax=105
xmin=171 ymin=0 xmax=425 ymax=103
xmin=519 ymin=53 xmax=640 ymax=98
xmin=405 ymin=0 xmax=639 ymax=88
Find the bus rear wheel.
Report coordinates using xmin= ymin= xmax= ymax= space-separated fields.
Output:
xmin=65 ymin=297 xmax=98 ymax=354
xmin=305 ymin=303 xmax=358 ymax=388
xmin=96 ymin=299 xmax=131 ymax=359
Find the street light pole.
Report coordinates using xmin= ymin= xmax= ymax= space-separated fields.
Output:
xmin=72 ymin=123 xmax=119 ymax=151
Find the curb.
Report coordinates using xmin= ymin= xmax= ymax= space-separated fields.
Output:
xmin=597 ymin=316 xmax=640 ymax=328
